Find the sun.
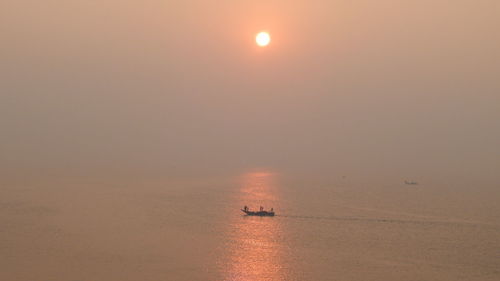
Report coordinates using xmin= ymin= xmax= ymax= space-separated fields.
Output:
xmin=256 ymin=32 xmax=271 ymax=47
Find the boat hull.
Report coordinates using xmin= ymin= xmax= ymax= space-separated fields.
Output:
xmin=241 ymin=209 xmax=275 ymax=216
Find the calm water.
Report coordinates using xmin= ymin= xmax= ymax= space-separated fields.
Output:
xmin=1 ymin=171 xmax=499 ymax=281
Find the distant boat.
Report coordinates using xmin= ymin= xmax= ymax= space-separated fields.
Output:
xmin=405 ymin=180 xmax=418 ymax=185
xmin=241 ymin=206 xmax=275 ymax=216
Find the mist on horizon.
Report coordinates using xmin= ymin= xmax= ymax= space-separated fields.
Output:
xmin=1 ymin=0 xmax=499 ymax=184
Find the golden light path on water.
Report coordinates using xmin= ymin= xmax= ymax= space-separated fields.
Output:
xmin=222 ymin=172 xmax=289 ymax=281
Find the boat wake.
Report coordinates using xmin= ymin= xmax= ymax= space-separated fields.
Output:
xmin=276 ymin=214 xmax=497 ymax=228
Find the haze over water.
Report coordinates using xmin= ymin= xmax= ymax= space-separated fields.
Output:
xmin=1 ymin=171 xmax=499 ymax=280
xmin=1 ymin=0 xmax=499 ymax=280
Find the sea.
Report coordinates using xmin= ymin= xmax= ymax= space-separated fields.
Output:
xmin=1 ymin=170 xmax=499 ymax=281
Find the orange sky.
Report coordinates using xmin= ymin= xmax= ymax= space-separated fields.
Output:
xmin=1 ymin=0 xmax=499 ymax=183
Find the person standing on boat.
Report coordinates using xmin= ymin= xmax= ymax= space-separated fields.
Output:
xmin=260 ymin=206 xmax=263 ymax=211
xmin=244 ymin=205 xmax=248 ymax=211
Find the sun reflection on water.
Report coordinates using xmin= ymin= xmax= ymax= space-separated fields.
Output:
xmin=222 ymin=171 xmax=288 ymax=281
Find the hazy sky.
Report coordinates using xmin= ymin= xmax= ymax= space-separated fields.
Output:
xmin=1 ymin=0 xmax=499 ymax=182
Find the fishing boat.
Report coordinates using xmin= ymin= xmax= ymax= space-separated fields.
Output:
xmin=241 ymin=206 xmax=275 ymax=216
